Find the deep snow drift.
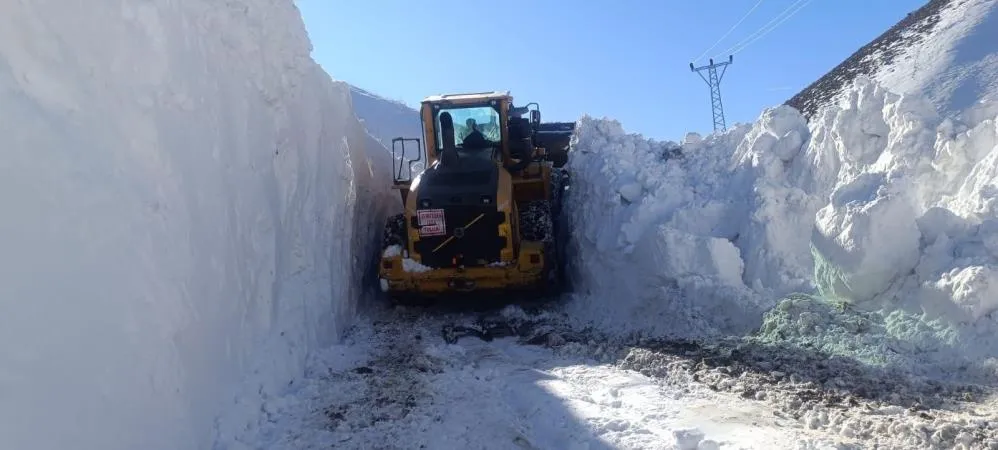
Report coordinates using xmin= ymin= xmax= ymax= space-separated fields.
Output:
xmin=565 ymin=75 xmax=998 ymax=379
xmin=0 ymin=2 xmax=394 ymax=450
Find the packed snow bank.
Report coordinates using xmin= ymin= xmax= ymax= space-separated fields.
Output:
xmin=565 ymin=76 xmax=998 ymax=376
xmin=0 ymin=2 xmax=393 ymax=450
xmin=805 ymin=77 xmax=998 ymax=373
xmin=564 ymin=108 xmax=815 ymax=339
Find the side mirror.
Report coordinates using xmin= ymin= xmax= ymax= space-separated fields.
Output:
xmin=530 ymin=110 xmax=541 ymax=125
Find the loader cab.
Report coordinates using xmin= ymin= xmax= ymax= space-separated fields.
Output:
xmin=419 ymin=91 xmax=537 ymax=169
xmin=388 ymin=91 xmax=543 ymax=205
xmin=433 ymin=105 xmax=502 ymax=161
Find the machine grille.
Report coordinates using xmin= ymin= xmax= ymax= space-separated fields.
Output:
xmin=413 ymin=204 xmax=504 ymax=268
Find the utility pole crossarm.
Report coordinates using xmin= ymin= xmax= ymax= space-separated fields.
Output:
xmin=689 ymin=55 xmax=734 ymax=132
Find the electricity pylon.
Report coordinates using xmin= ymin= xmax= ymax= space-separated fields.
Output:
xmin=689 ymin=55 xmax=734 ymax=132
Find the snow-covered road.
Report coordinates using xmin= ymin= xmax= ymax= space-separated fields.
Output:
xmin=218 ymin=301 xmax=998 ymax=450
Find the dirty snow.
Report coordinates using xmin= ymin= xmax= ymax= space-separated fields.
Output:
xmin=221 ymin=305 xmax=998 ymax=449
xmin=220 ymin=307 xmax=850 ymax=450
xmin=0 ymin=1 xmax=393 ymax=450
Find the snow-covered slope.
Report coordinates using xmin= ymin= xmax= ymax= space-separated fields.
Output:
xmin=349 ymin=85 xmax=422 ymax=147
xmin=566 ymin=75 xmax=998 ymax=379
xmin=0 ymin=2 xmax=394 ymax=450
xmin=788 ymin=0 xmax=998 ymax=121
xmin=349 ymin=85 xmax=424 ymax=179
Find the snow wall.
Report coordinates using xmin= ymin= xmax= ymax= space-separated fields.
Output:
xmin=349 ymin=85 xmax=425 ymax=179
xmin=0 ymin=2 xmax=395 ymax=450
xmin=565 ymin=76 xmax=998 ymax=378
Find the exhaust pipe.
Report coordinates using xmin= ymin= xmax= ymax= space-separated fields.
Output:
xmin=439 ymin=111 xmax=458 ymax=166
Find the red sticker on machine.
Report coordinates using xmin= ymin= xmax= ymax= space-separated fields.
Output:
xmin=417 ymin=209 xmax=446 ymax=236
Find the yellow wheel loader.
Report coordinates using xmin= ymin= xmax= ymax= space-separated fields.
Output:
xmin=377 ymin=91 xmax=573 ymax=304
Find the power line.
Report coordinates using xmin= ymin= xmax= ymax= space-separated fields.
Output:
xmin=717 ymin=0 xmax=814 ymax=57
xmin=689 ymin=56 xmax=734 ymax=132
xmin=728 ymin=0 xmax=814 ymax=55
xmin=691 ymin=0 xmax=766 ymax=63
xmin=718 ymin=0 xmax=808 ymax=55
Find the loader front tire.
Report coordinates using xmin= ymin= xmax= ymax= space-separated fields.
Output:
xmin=382 ymin=213 xmax=406 ymax=250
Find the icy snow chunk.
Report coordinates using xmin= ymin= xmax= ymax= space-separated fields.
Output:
xmin=697 ymin=440 xmax=720 ymax=450
xmin=618 ymin=182 xmax=642 ymax=203
xmin=682 ymin=132 xmax=702 ymax=146
xmin=499 ymin=304 xmax=529 ymax=322
xmin=916 ymin=207 xmax=976 ymax=245
xmin=672 ymin=428 xmax=706 ymax=450
xmin=934 ymin=265 xmax=998 ymax=320
xmin=637 ymin=226 xmax=746 ymax=289
xmin=383 ymin=244 xmax=402 ymax=258
xmin=402 ymin=258 xmax=432 ymax=273
xmin=813 ymin=173 xmax=921 ymax=302
xmin=732 ymin=104 xmax=808 ymax=172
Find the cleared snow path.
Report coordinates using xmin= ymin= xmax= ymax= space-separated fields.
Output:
xmin=218 ymin=304 xmax=818 ymax=449
xmin=216 ymin=302 xmax=997 ymax=450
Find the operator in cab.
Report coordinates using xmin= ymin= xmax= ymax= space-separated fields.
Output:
xmin=460 ymin=118 xmax=493 ymax=149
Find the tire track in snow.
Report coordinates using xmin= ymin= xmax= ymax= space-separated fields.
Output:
xmin=269 ymin=303 xmax=838 ymax=449
xmin=350 ymin=304 xmax=819 ymax=450
xmin=322 ymin=322 xmax=431 ymax=434
xmin=313 ymin=313 xmax=447 ymax=450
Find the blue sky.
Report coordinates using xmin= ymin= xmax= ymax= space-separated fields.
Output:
xmin=296 ymin=0 xmax=926 ymax=141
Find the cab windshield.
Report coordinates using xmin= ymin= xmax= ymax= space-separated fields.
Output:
xmin=435 ymin=105 xmax=501 ymax=151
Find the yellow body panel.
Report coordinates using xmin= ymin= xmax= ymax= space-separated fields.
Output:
xmin=379 ymin=241 xmax=545 ymax=295
xmin=511 ymin=162 xmax=551 ymax=202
